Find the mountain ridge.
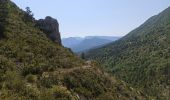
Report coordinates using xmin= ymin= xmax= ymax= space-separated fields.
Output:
xmin=62 ymin=36 xmax=121 ymax=52
xmin=86 ymin=7 xmax=170 ymax=99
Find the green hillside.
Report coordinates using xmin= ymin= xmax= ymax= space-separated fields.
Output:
xmin=86 ymin=7 xmax=170 ymax=99
xmin=0 ymin=0 xmax=146 ymax=99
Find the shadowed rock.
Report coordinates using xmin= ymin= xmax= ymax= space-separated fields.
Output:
xmin=36 ymin=16 xmax=61 ymax=45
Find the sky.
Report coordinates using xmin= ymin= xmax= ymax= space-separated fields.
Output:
xmin=11 ymin=0 xmax=170 ymax=38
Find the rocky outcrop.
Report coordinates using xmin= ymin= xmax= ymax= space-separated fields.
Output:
xmin=36 ymin=16 xmax=61 ymax=45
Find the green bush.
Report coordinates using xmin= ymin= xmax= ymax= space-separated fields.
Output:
xmin=51 ymin=85 xmax=74 ymax=100
xmin=26 ymin=74 xmax=37 ymax=83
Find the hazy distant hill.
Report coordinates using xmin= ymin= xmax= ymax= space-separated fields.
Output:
xmin=62 ymin=37 xmax=83 ymax=48
xmin=85 ymin=36 xmax=120 ymax=41
xmin=86 ymin=7 xmax=170 ymax=99
xmin=62 ymin=36 xmax=121 ymax=52
xmin=72 ymin=38 xmax=112 ymax=52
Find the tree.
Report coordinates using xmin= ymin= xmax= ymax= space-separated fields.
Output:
xmin=81 ymin=52 xmax=85 ymax=59
xmin=24 ymin=7 xmax=34 ymax=22
xmin=25 ymin=7 xmax=33 ymax=16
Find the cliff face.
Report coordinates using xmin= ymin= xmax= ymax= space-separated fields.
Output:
xmin=36 ymin=16 xmax=61 ymax=45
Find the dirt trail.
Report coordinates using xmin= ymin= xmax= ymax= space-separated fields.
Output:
xmin=42 ymin=61 xmax=93 ymax=78
xmin=55 ymin=61 xmax=92 ymax=74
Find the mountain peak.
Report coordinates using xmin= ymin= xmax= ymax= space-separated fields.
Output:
xmin=123 ymin=6 xmax=170 ymax=39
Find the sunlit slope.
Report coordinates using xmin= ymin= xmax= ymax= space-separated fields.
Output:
xmin=86 ymin=7 xmax=170 ymax=99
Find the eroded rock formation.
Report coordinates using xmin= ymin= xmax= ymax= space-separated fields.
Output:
xmin=36 ymin=16 xmax=61 ymax=45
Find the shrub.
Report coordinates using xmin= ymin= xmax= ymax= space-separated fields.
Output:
xmin=26 ymin=74 xmax=37 ymax=83
xmin=51 ymin=85 xmax=75 ymax=100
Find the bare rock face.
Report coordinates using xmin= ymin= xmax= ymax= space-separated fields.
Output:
xmin=36 ymin=16 xmax=61 ymax=45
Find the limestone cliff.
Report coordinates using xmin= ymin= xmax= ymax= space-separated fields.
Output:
xmin=36 ymin=16 xmax=61 ymax=45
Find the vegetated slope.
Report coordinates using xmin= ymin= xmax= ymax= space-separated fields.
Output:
xmin=86 ymin=7 xmax=170 ymax=99
xmin=0 ymin=0 xmax=146 ymax=99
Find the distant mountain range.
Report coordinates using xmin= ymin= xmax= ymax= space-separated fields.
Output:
xmin=62 ymin=36 xmax=121 ymax=52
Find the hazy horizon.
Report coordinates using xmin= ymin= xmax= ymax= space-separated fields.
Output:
xmin=61 ymin=35 xmax=122 ymax=39
xmin=11 ymin=0 xmax=170 ymax=38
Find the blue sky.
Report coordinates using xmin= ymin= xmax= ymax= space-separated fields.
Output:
xmin=12 ymin=0 xmax=170 ymax=38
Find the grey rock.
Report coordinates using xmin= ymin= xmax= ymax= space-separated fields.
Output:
xmin=36 ymin=16 xmax=61 ymax=45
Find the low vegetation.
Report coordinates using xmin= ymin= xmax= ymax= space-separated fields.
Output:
xmin=86 ymin=7 xmax=170 ymax=99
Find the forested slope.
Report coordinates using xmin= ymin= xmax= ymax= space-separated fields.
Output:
xmin=86 ymin=7 xmax=170 ymax=99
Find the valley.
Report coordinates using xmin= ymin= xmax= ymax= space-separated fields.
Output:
xmin=0 ymin=0 xmax=169 ymax=100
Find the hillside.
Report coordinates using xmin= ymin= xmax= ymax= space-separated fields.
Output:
xmin=86 ymin=7 xmax=170 ymax=99
xmin=0 ymin=0 xmax=146 ymax=99
xmin=62 ymin=36 xmax=120 ymax=52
